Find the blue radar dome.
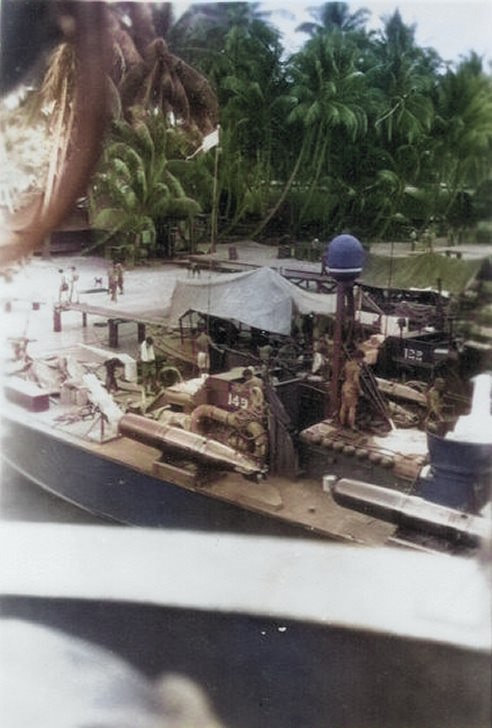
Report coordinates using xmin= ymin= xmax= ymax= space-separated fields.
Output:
xmin=324 ymin=234 xmax=365 ymax=281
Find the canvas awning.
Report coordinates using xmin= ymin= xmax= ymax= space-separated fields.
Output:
xmin=359 ymin=252 xmax=492 ymax=295
xmin=168 ymin=267 xmax=337 ymax=335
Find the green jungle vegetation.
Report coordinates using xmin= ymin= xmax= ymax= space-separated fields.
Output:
xmin=4 ymin=2 xmax=492 ymax=263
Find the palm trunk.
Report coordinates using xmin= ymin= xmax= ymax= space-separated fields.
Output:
xmin=251 ymin=147 xmax=305 ymax=239
xmin=299 ymin=131 xmax=329 ymax=222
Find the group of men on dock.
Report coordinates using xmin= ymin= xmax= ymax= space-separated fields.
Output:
xmin=58 ymin=266 xmax=79 ymax=305
xmin=57 ymin=262 xmax=125 ymax=306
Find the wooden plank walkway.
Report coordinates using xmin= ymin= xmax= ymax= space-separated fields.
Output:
xmin=52 ymin=302 xmax=168 ymax=348
xmin=50 ymin=257 xmax=335 ymax=349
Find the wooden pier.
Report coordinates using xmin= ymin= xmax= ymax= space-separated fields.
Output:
xmin=52 ymin=302 xmax=166 ymax=348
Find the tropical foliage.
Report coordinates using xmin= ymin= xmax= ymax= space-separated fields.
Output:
xmin=9 ymin=1 xmax=492 ymax=260
xmin=177 ymin=2 xmax=491 ymax=245
xmin=90 ymin=109 xmax=201 ymax=264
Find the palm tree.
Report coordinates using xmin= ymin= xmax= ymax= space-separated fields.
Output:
xmin=371 ymin=11 xmax=435 ymax=147
xmin=297 ymin=1 xmax=371 ymax=37
xmin=32 ymin=4 xmax=219 ymax=152
xmin=207 ymin=18 xmax=288 ymax=231
xmin=356 ymin=10 xmax=437 ymax=237
xmin=106 ymin=4 xmax=218 ymax=134
xmin=168 ymin=2 xmax=267 ymax=73
xmin=431 ymin=53 xmax=492 ymax=237
xmin=252 ymin=29 xmax=369 ymax=237
xmin=90 ymin=109 xmax=201 ymax=264
xmin=4 ymin=3 xmax=219 ymax=266
xmin=158 ymin=3 xmax=288 ymax=238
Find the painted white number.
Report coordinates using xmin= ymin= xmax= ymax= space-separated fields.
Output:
xmin=403 ymin=347 xmax=423 ymax=362
xmin=227 ymin=392 xmax=249 ymax=409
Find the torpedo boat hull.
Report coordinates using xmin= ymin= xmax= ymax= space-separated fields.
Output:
xmin=1 ymin=414 xmax=315 ymax=537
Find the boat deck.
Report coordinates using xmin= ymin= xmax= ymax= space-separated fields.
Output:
xmin=2 ymin=398 xmax=395 ymax=544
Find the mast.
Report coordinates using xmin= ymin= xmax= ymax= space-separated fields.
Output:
xmin=210 ymin=126 xmax=221 ymax=253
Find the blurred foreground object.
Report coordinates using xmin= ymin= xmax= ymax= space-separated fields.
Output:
xmin=0 ymin=1 xmax=218 ymax=270
xmin=0 ymin=619 xmax=224 ymax=728
xmin=0 ymin=1 xmax=110 ymax=268
xmin=1 ymin=524 xmax=490 ymax=728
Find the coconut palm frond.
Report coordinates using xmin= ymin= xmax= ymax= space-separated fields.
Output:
xmin=40 ymin=42 xmax=77 ymax=105
xmin=89 ymin=107 xmax=202 ymax=263
xmin=92 ymin=207 xmax=126 ymax=230
xmin=165 ymin=197 xmax=201 ymax=218
xmin=134 ymin=121 xmax=155 ymax=160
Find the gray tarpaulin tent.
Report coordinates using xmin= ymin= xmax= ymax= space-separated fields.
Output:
xmin=168 ymin=267 xmax=337 ymax=335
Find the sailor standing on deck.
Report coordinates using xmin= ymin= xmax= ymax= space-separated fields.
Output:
xmin=239 ymin=367 xmax=264 ymax=410
xmin=258 ymin=339 xmax=275 ymax=377
xmin=195 ymin=326 xmax=219 ymax=377
xmin=339 ymin=349 xmax=364 ymax=430
xmin=240 ymin=366 xmax=263 ymax=393
xmin=140 ymin=336 xmax=157 ymax=393
xmin=424 ymin=377 xmax=446 ymax=434
xmin=104 ymin=357 xmax=123 ymax=394
xmin=311 ymin=339 xmax=328 ymax=378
